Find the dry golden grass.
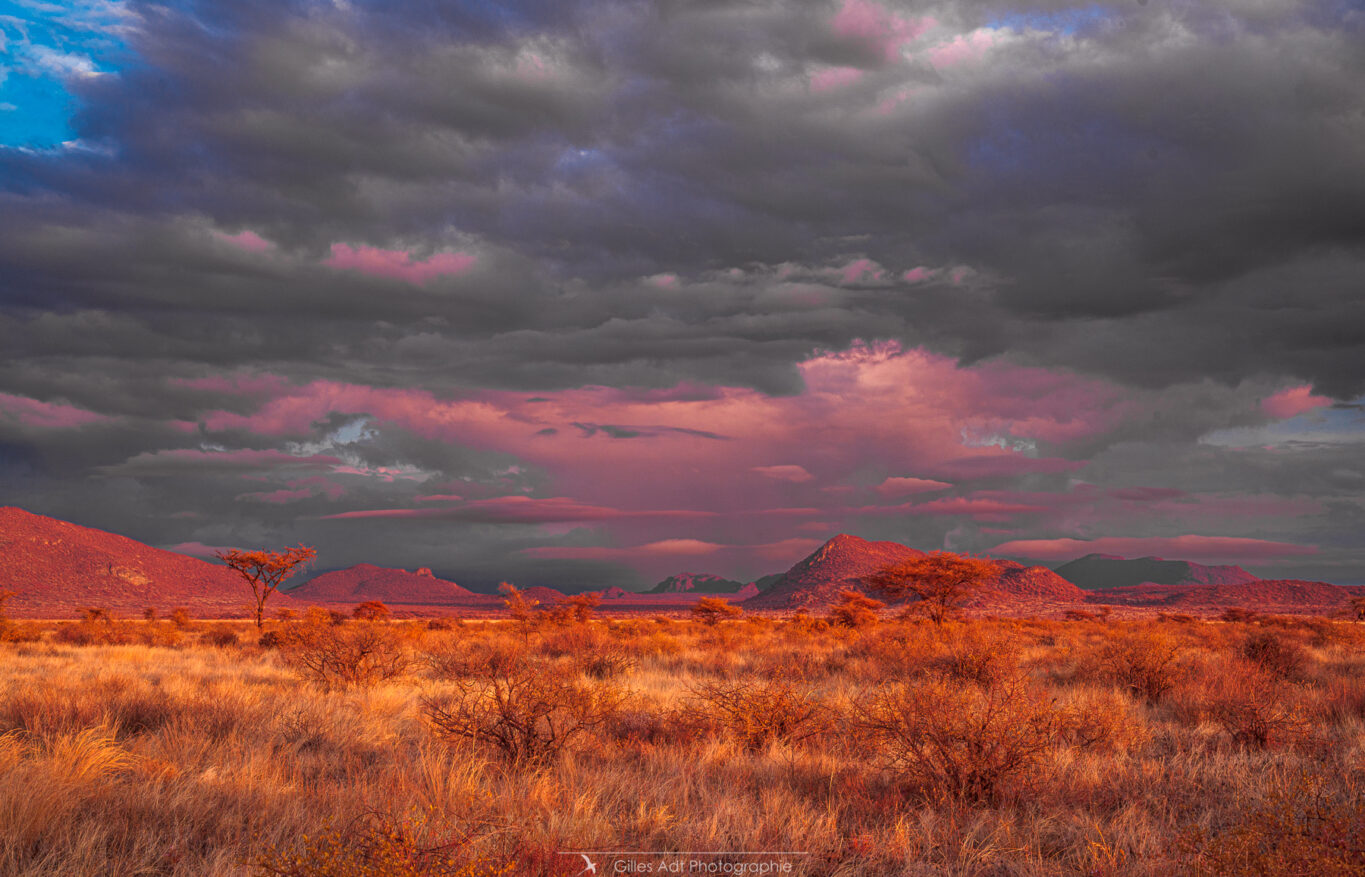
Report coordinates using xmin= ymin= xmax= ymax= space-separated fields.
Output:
xmin=0 ymin=612 xmax=1363 ymax=875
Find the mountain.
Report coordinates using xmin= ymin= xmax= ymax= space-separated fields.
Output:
xmin=0 ymin=506 xmax=295 ymax=616
xmin=1053 ymin=553 xmax=1257 ymax=590
xmin=648 ymin=572 xmax=748 ymax=594
xmin=746 ymin=534 xmax=925 ymax=609
xmin=288 ymin=563 xmax=477 ymax=604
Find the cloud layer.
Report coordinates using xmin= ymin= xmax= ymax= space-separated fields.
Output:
xmin=1 ymin=1 xmax=1362 ymax=586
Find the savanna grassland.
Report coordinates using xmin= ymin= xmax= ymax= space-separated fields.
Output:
xmin=1 ymin=604 xmax=1363 ymax=876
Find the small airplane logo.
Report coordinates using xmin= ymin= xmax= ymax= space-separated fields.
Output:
xmin=576 ymin=853 xmax=598 ymax=875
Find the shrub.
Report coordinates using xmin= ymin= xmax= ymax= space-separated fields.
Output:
xmin=855 ymin=673 xmax=1062 ymax=804
xmin=1098 ymin=631 xmax=1186 ymax=703
xmin=204 ymin=628 xmax=240 ymax=648
xmin=421 ymin=662 xmax=624 ymax=766
xmin=1205 ymin=667 xmax=1313 ymax=749
xmin=1241 ymin=630 xmax=1306 ymax=679
xmin=169 ymin=607 xmax=192 ymax=629
xmin=424 ymin=640 xmax=526 ymax=681
xmin=942 ymin=627 xmax=1018 ymax=688
xmin=828 ymin=590 xmax=885 ymax=628
xmin=353 ymin=600 xmax=391 ymax=622
xmin=280 ymin=623 xmax=411 ymax=689
xmin=689 ymin=678 xmax=827 ymax=750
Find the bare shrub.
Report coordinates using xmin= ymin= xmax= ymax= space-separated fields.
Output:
xmin=828 ymin=589 xmax=885 ymax=628
xmin=575 ymin=641 xmax=638 ymax=679
xmin=1204 ymin=667 xmax=1314 ymax=749
xmin=1241 ymin=630 xmax=1306 ymax=679
xmin=689 ymin=678 xmax=828 ymax=750
xmin=855 ymin=674 xmax=1062 ymax=804
xmin=421 ymin=662 xmax=624 ymax=766
xmin=1098 ymin=630 xmax=1186 ymax=703
xmin=169 ymin=606 xmax=192 ymax=628
xmin=423 ymin=639 xmax=526 ymax=681
xmin=280 ymin=622 xmax=412 ymax=689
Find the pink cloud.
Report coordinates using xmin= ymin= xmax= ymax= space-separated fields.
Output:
xmin=191 ymin=342 xmax=1152 ymax=572
xmin=645 ymin=273 xmax=680 ymax=289
xmin=753 ymin=465 xmax=815 ymax=483
xmin=810 ymin=66 xmax=863 ymax=93
xmin=990 ymin=535 xmax=1319 ymax=563
xmin=840 ymin=257 xmax=885 ymax=285
xmin=928 ymin=29 xmax=1004 ymax=69
xmin=216 ymin=229 xmax=273 ymax=253
xmin=322 ymin=496 xmax=716 ymax=524
xmin=325 ymin=243 xmax=476 ymax=285
xmin=902 ymin=266 xmax=938 ymax=283
xmin=524 ymin=537 xmax=820 ymax=566
xmin=831 ymin=0 xmax=933 ymax=62
xmin=0 ymin=393 xmax=110 ymax=429
xmin=1262 ymin=384 xmax=1332 ymax=419
xmin=876 ymin=476 xmax=953 ymax=496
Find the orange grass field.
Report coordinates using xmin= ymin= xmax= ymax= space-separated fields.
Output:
xmin=1 ymin=606 xmax=1363 ymax=875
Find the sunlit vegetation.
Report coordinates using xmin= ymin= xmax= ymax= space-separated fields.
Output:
xmin=1 ymin=608 xmax=1363 ymax=875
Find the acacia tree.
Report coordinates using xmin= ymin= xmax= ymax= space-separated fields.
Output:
xmin=692 ymin=596 xmax=743 ymax=625
xmin=864 ymin=552 xmax=998 ymax=626
xmin=215 ymin=545 xmax=316 ymax=628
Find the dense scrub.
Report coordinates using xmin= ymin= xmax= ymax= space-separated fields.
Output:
xmin=0 ymin=612 xmax=1362 ymax=875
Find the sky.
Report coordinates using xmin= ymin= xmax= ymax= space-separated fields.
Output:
xmin=1 ymin=0 xmax=1363 ymax=589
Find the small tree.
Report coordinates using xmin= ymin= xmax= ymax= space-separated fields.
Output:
xmin=692 ymin=596 xmax=742 ymax=625
xmin=865 ymin=552 xmax=998 ymax=626
xmin=829 ymin=589 xmax=885 ymax=628
xmin=1352 ymin=595 xmax=1365 ymax=622
xmin=499 ymin=582 xmax=540 ymax=641
xmin=215 ymin=544 xmax=316 ymax=629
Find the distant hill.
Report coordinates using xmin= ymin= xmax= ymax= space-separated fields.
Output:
xmin=1088 ymin=578 xmax=1350 ymax=611
xmin=289 ymin=563 xmax=476 ymax=604
xmin=746 ymin=534 xmax=925 ymax=609
xmin=1054 ymin=553 xmax=1257 ymax=589
xmin=751 ymin=573 xmax=786 ymax=593
xmin=0 ymin=506 xmax=299 ymax=616
xmin=648 ymin=572 xmax=748 ymax=594
xmin=747 ymin=534 xmax=1092 ymax=610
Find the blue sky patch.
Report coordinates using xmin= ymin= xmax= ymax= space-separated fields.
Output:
xmin=0 ymin=0 xmax=132 ymax=148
